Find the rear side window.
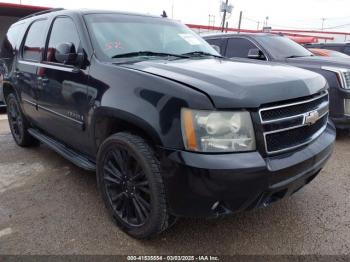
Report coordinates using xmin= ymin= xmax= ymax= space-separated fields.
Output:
xmin=0 ymin=23 xmax=25 ymax=58
xmin=45 ymin=17 xmax=81 ymax=63
xmin=226 ymin=38 xmax=258 ymax=58
xmin=22 ymin=20 xmax=47 ymax=61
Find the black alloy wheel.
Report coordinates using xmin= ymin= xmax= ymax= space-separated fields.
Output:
xmin=6 ymin=93 xmax=37 ymax=147
xmin=97 ymin=132 xmax=175 ymax=239
xmin=103 ymin=147 xmax=151 ymax=226
xmin=7 ymin=95 xmax=24 ymax=142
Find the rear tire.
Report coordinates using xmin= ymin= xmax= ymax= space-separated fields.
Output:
xmin=97 ymin=132 xmax=175 ymax=239
xmin=6 ymin=93 xmax=38 ymax=147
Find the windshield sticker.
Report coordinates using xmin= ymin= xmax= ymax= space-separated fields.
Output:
xmin=105 ymin=41 xmax=123 ymax=50
xmin=178 ymin=34 xmax=201 ymax=45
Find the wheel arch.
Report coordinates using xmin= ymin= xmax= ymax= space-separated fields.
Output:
xmin=92 ymin=107 xmax=163 ymax=153
xmin=2 ymin=82 xmax=18 ymax=103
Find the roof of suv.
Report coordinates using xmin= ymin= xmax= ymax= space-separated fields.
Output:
xmin=14 ymin=8 xmax=162 ymax=25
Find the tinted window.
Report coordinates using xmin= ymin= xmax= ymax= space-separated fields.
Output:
xmin=342 ymin=46 xmax=350 ymax=55
xmin=226 ymin=38 xmax=258 ymax=58
xmin=206 ymin=38 xmax=225 ymax=55
xmin=23 ymin=20 xmax=47 ymax=61
xmin=46 ymin=17 xmax=81 ymax=63
xmin=0 ymin=23 xmax=25 ymax=58
xmin=324 ymin=45 xmax=342 ymax=52
xmin=255 ymin=35 xmax=313 ymax=59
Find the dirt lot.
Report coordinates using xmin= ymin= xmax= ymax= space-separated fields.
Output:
xmin=0 ymin=110 xmax=349 ymax=255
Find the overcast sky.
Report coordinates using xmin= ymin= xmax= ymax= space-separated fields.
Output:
xmin=3 ymin=0 xmax=350 ymax=32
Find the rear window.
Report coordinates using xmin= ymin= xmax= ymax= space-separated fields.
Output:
xmin=0 ymin=23 xmax=25 ymax=59
xmin=22 ymin=19 xmax=47 ymax=61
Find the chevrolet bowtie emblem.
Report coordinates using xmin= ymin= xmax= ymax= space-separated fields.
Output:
xmin=305 ymin=110 xmax=320 ymax=125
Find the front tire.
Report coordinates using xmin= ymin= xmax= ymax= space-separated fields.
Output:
xmin=6 ymin=93 xmax=37 ymax=147
xmin=97 ymin=132 xmax=174 ymax=239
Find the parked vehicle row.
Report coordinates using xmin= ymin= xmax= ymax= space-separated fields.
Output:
xmin=204 ymin=33 xmax=350 ymax=130
xmin=0 ymin=9 xmax=336 ymax=239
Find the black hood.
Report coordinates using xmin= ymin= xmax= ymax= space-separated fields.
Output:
xmin=120 ymin=58 xmax=327 ymax=108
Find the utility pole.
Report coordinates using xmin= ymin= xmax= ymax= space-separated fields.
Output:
xmin=208 ymin=14 xmax=215 ymax=30
xmin=221 ymin=0 xmax=229 ymax=32
xmin=321 ymin=18 xmax=326 ymax=30
xmin=257 ymin=21 xmax=260 ymax=30
xmin=237 ymin=11 xmax=243 ymax=34
xmin=264 ymin=16 xmax=269 ymax=27
xmin=171 ymin=0 xmax=174 ymax=19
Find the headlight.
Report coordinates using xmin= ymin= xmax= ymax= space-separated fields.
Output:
xmin=322 ymin=66 xmax=350 ymax=89
xmin=181 ymin=108 xmax=256 ymax=152
xmin=344 ymin=99 xmax=350 ymax=116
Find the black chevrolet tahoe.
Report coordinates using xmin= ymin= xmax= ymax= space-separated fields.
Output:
xmin=0 ymin=9 xmax=335 ymax=239
xmin=204 ymin=33 xmax=350 ymax=129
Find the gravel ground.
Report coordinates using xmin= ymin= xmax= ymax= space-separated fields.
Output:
xmin=0 ymin=111 xmax=349 ymax=255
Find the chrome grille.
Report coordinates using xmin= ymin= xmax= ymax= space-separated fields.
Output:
xmin=259 ymin=92 xmax=329 ymax=155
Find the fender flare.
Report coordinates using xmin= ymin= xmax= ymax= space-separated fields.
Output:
xmin=91 ymin=106 xmax=162 ymax=149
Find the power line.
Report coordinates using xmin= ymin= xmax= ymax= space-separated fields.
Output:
xmin=243 ymin=16 xmax=350 ymax=31
xmin=323 ymin=23 xmax=350 ymax=30
xmin=242 ymin=17 xmax=262 ymax=30
xmin=323 ymin=15 xmax=350 ymax=20
xmin=243 ymin=17 xmax=259 ymax=23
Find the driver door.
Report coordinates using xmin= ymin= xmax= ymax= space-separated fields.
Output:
xmin=36 ymin=16 xmax=91 ymax=153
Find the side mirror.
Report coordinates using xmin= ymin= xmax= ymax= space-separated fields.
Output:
xmin=211 ymin=44 xmax=221 ymax=54
xmin=247 ymin=48 xmax=266 ymax=60
xmin=55 ymin=42 xmax=80 ymax=65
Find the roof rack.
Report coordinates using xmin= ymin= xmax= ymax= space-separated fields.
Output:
xmin=19 ymin=8 xmax=64 ymax=21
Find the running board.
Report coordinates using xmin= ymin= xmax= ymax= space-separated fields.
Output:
xmin=28 ymin=128 xmax=96 ymax=171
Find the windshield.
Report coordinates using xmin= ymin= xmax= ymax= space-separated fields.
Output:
xmin=84 ymin=13 xmax=219 ymax=61
xmin=255 ymin=35 xmax=313 ymax=59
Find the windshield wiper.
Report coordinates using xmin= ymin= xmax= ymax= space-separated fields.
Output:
xmin=111 ymin=51 xmax=189 ymax=59
xmin=181 ymin=51 xmax=223 ymax=58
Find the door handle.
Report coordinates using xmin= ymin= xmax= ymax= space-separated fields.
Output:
xmin=14 ymin=71 xmax=22 ymax=78
xmin=37 ymin=77 xmax=49 ymax=84
xmin=37 ymin=77 xmax=49 ymax=90
xmin=41 ymin=78 xmax=49 ymax=84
